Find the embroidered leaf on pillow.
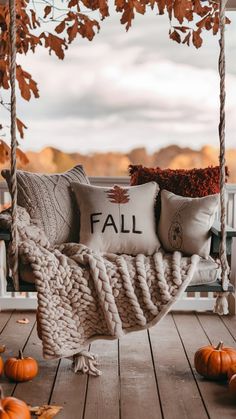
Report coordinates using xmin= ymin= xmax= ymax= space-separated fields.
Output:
xmin=106 ymin=185 xmax=130 ymax=204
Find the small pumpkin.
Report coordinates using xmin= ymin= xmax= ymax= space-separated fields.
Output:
xmin=0 ymin=387 xmax=30 ymax=419
xmin=194 ymin=341 xmax=236 ymax=380
xmin=0 ymin=358 xmax=3 ymax=377
xmin=227 ymin=363 xmax=236 ymax=381
xmin=229 ymin=374 xmax=236 ymax=396
xmin=0 ymin=346 xmax=5 ymax=376
xmin=4 ymin=350 xmax=38 ymax=382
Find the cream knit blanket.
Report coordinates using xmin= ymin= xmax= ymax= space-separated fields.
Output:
xmin=1 ymin=207 xmax=200 ymax=374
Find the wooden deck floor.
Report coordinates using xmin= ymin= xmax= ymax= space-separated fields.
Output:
xmin=0 ymin=311 xmax=236 ymax=418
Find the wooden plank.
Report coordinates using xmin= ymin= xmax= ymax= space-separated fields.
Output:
xmin=0 ymin=311 xmax=12 ymax=332
xmin=119 ymin=329 xmax=162 ymax=419
xmin=84 ymin=339 xmax=119 ymax=419
xmin=13 ymin=324 xmax=59 ymax=406
xmin=221 ymin=315 xmax=236 ymax=341
xmin=174 ymin=313 xmax=236 ymax=419
xmin=0 ymin=310 xmax=36 ymax=396
xmin=197 ymin=313 xmax=236 ymax=347
xmin=50 ymin=356 xmax=88 ymax=419
xmin=149 ymin=315 xmax=208 ymax=419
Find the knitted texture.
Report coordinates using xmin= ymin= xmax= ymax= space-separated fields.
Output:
xmin=2 ymin=166 xmax=90 ymax=245
xmin=8 ymin=207 xmax=199 ymax=361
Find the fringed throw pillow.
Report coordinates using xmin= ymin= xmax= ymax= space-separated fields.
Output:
xmin=72 ymin=182 xmax=160 ymax=255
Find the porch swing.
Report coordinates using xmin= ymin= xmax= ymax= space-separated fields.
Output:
xmin=1 ymin=0 xmax=236 ymax=313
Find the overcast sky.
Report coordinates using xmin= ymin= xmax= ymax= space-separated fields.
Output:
xmin=2 ymin=7 xmax=236 ymax=153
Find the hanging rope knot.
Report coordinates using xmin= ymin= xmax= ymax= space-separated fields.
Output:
xmin=214 ymin=291 xmax=229 ymax=315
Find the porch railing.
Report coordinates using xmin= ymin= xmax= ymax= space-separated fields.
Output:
xmin=0 ymin=178 xmax=235 ymax=311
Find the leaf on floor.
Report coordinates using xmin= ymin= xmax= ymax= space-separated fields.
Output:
xmin=16 ymin=318 xmax=30 ymax=324
xmin=30 ymin=405 xmax=63 ymax=418
xmin=0 ymin=345 xmax=6 ymax=353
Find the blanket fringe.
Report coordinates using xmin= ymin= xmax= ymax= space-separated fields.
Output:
xmin=72 ymin=351 xmax=102 ymax=376
xmin=213 ymin=292 xmax=229 ymax=315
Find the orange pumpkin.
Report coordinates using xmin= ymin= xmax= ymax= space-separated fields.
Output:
xmin=227 ymin=364 xmax=236 ymax=381
xmin=0 ymin=358 xmax=3 ymax=377
xmin=0 ymin=387 xmax=30 ymax=419
xmin=4 ymin=350 xmax=38 ymax=382
xmin=0 ymin=346 xmax=5 ymax=377
xmin=194 ymin=341 xmax=236 ymax=380
xmin=229 ymin=374 xmax=236 ymax=396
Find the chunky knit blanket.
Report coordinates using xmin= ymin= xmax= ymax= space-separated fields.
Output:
xmin=1 ymin=207 xmax=200 ymax=375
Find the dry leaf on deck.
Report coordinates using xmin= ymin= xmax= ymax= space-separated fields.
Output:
xmin=30 ymin=405 xmax=63 ymax=418
xmin=0 ymin=345 xmax=6 ymax=353
xmin=16 ymin=318 xmax=30 ymax=324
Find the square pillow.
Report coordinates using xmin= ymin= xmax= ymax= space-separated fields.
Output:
xmin=71 ymin=182 xmax=161 ymax=255
xmin=158 ymin=190 xmax=219 ymax=258
xmin=2 ymin=165 xmax=90 ymax=245
xmin=129 ymin=165 xmax=228 ymax=197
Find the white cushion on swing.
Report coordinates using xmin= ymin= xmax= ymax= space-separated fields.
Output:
xmin=189 ymin=257 xmax=220 ymax=285
xmin=158 ymin=190 xmax=219 ymax=258
xmin=19 ymin=255 xmax=220 ymax=286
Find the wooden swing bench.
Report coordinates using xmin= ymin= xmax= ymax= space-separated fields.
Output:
xmin=1 ymin=219 xmax=236 ymax=295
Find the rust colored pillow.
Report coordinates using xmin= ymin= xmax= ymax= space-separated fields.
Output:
xmin=129 ymin=165 xmax=229 ymax=198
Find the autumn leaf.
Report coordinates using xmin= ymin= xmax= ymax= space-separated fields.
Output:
xmin=16 ymin=318 xmax=29 ymax=324
xmin=133 ymin=0 xmax=145 ymax=15
xmin=44 ymin=6 xmax=52 ymax=19
xmin=106 ymin=185 xmax=130 ymax=204
xmin=16 ymin=118 xmax=27 ymax=139
xmin=192 ymin=29 xmax=203 ymax=49
xmin=55 ymin=20 xmax=66 ymax=34
xmin=16 ymin=65 xmax=39 ymax=101
xmin=67 ymin=20 xmax=78 ymax=43
xmin=0 ymin=345 xmax=6 ymax=353
xmin=169 ymin=29 xmax=181 ymax=44
xmin=30 ymin=9 xmax=40 ymax=29
xmin=41 ymin=33 xmax=67 ymax=60
xmin=182 ymin=31 xmax=191 ymax=46
xmin=30 ymin=405 xmax=63 ymax=418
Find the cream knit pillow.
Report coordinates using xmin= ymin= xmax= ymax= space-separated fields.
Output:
xmin=72 ymin=182 xmax=160 ymax=255
xmin=2 ymin=165 xmax=90 ymax=245
xmin=158 ymin=190 xmax=219 ymax=258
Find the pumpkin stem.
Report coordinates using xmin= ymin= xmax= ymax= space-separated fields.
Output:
xmin=18 ymin=349 xmax=24 ymax=359
xmin=215 ymin=341 xmax=224 ymax=351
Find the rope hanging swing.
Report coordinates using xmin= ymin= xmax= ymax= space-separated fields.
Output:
xmin=7 ymin=0 xmax=230 ymax=295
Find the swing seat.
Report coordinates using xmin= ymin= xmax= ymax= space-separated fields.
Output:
xmin=1 ymin=220 xmax=235 ymax=293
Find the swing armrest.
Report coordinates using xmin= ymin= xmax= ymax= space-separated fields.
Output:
xmin=211 ymin=221 xmax=236 ymax=255
xmin=0 ymin=230 xmax=11 ymax=242
xmin=211 ymin=221 xmax=236 ymax=238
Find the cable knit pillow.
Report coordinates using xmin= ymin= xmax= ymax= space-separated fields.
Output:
xmin=2 ymin=166 xmax=90 ymax=245
xmin=158 ymin=190 xmax=219 ymax=258
xmin=71 ymin=182 xmax=161 ymax=255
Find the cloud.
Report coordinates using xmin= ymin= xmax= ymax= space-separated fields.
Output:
xmin=4 ymin=10 xmax=236 ymax=153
